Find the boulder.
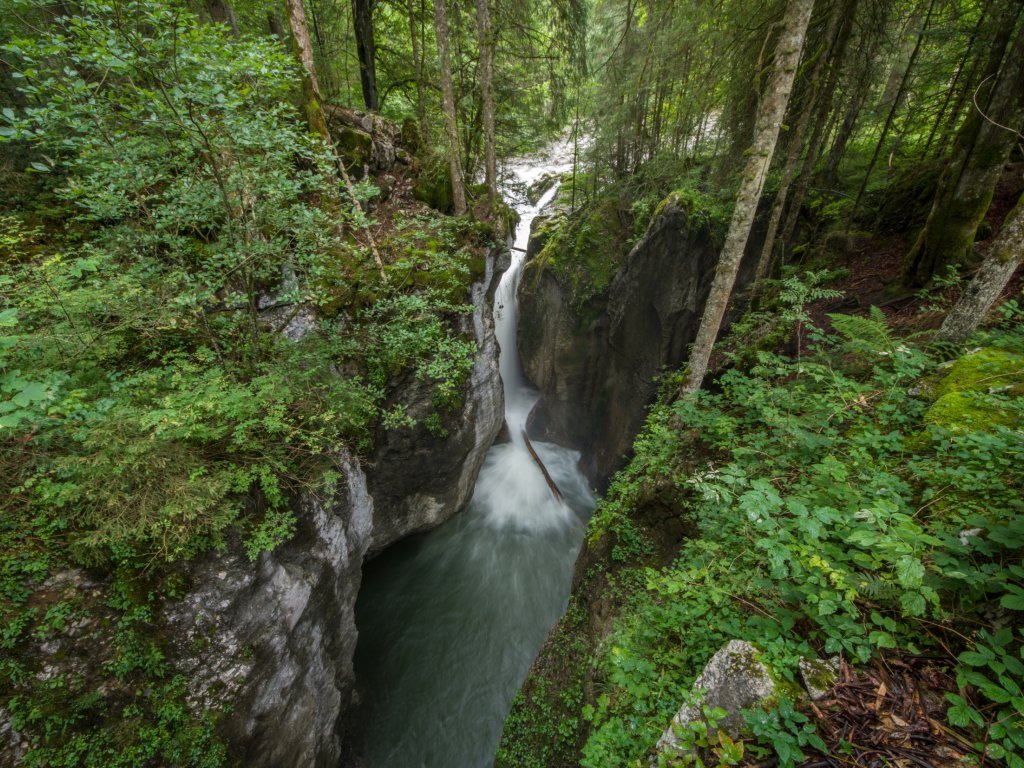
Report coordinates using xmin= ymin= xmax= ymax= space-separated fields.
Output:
xmin=799 ymin=656 xmax=840 ymax=701
xmin=655 ymin=640 xmax=776 ymax=759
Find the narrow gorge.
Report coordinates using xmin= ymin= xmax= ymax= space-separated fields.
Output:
xmin=3 ymin=3 xmax=1022 ymax=767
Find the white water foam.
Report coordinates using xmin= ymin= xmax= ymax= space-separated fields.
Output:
xmin=355 ymin=138 xmax=595 ymax=768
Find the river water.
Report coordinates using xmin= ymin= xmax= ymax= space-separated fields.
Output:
xmin=354 ymin=141 xmax=595 ymax=767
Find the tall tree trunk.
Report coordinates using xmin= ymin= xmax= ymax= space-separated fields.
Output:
xmin=850 ymin=0 xmax=938 ymax=221
xmin=267 ymin=11 xmax=287 ymax=39
xmin=877 ymin=9 xmax=921 ymax=113
xmin=755 ymin=0 xmax=847 ymax=280
xmin=475 ymin=0 xmax=497 ymax=200
xmin=820 ymin=52 xmax=872 ymax=181
xmin=923 ymin=2 xmax=989 ymax=156
xmin=352 ymin=0 xmax=379 ymax=110
xmin=285 ymin=0 xmax=330 ymax=139
xmin=433 ymin=0 xmax=467 ymax=214
xmin=408 ymin=0 xmax=426 ymax=137
xmin=935 ymin=192 xmax=1024 ymax=344
xmin=904 ymin=14 xmax=1024 ymax=286
xmin=682 ymin=0 xmax=816 ymax=395
xmin=205 ymin=0 xmax=239 ymax=36
xmin=779 ymin=0 xmax=858 ymax=254
xmin=934 ymin=0 xmax=1023 ymax=158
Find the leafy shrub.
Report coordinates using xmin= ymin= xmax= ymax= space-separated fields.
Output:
xmin=576 ymin=295 xmax=1024 ymax=767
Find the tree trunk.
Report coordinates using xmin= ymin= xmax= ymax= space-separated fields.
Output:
xmin=285 ymin=0 xmax=330 ymax=139
xmin=433 ymin=0 xmax=467 ymax=214
xmin=681 ymin=0 xmax=816 ymax=395
xmin=923 ymin=2 xmax=989 ymax=156
xmin=935 ymin=192 xmax=1024 ymax=344
xmin=935 ymin=0 xmax=1023 ymax=159
xmin=850 ymin=0 xmax=938 ymax=221
xmin=408 ymin=0 xmax=426 ymax=137
xmin=877 ymin=9 xmax=921 ymax=114
xmin=352 ymin=0 xmax=379 ymax=110
xmin=205 ymin=0 xmax=239 ymax=36
xmin=904 ymin=14 xmax=1024 ymax=286
xmin=475 ymin=0 xmax=497 ymax=200
xmin=267 ymin=11 xmax=287 ymax=39
xmin=779 ymin=0 xmax=858 ymax=254
xmin=755 ymin=0 xmax=847 ymax=280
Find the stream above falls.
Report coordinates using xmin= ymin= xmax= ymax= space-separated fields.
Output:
xmin=353 ymin=140 xmax=596 ymax=768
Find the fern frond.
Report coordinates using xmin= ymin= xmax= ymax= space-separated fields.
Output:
xmin=828 ymin=310 xmax=895 ymax=353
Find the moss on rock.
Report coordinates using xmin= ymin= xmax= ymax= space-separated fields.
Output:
xmin=413 ymin=162 xmax=454 ymax=214
xmin=334 ymin=125 xmax=373 ymax=169
xmin=924 ymin=347 xmax=1024 ymax=430
xmin=533 ymin=194 xmax=631 ymax=309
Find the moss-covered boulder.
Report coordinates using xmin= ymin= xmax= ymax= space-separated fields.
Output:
xmin=413 ymin=162 xmax=454 ymax=214
xmin=924 ymin=347 xmax=1024 ymax=430
xmin=334 ymin=125 xmax=373 ymax=170
xmin=531 ymin=193 xmax=631 ymax=310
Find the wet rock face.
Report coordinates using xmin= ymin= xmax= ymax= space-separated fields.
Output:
xmin=166 ymin=452 xmax=374 ymax=768
xmin=518 ymin=202 xmax=758 ymax=486
xmin=168 ymin=251 xmax=506 ymax=763
xmin=363 ymin=249 xmax=505 ymax=554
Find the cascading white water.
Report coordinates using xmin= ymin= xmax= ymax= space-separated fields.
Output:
xmin=354 ymin=140 xmax=595 ymax=767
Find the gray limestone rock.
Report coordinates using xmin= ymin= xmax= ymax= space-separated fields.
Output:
xmin=655 ymin=640 xmax=776 ymax=759
xmin=518 ymin=200 xmax=762 ymax=486
xmin=363 ymin=248 xmax=505 ymax=552
xmin=166 ymin=451 xmax=374 ymax=768
xmin=799 ymin=656 xmax=840 ymax=701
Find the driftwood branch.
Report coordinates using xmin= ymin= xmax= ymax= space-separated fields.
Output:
xmin=521 ymin=429 xmax=563 ymax=503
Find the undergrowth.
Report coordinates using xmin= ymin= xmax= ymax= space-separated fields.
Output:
xmin=0 ymin=1 xmax=493 ymax=763
xmin=553 ymin=285 xmax=1024 ymax=767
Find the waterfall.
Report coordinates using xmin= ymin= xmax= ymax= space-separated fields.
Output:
xmin=354 ymin=138 xmax=594 ymax=768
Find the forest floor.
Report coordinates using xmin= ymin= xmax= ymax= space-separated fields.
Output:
xmin=807 ymin=166 xmax=1024 ymax=338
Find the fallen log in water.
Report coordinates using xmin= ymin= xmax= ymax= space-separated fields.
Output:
xmin=521 ymin=429 xmax=564 ymax=503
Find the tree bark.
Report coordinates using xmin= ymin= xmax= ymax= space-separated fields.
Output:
xmin=681 ymin=0 xmax=816 ymax=395
xmin=933 ymin=0 xmax=1023 ymax=158
xmin=935 ymin=192 xmax=1024 ymax=344
xmin=778 ymin=0 xmax=858 ymax=254
xmin=475 ymin=0 xmax=497 ymax=200
xmin=755 ymin=0 xmax=847 ymax=280
xmin=267 ymin=11 xmax=287 ymax=39
xmin=285 ymin=0 xmax=330 ymax=139
xmin=433 ymin=0 xmax=467 ymax=214
xmin=205 ymin=0 xmax=239 ymax=36
xmin=850 ymin=0 xmax=938 ymax=222
xmin=352 ymin=0 xmax=379 ymax=111
xmin=904 ymin=13 xmax=1024 ymax=286
xmin=408 ymin=0 xmax=426 ymax=137
xmin=922 ymin=2 xmax=989 ymax=156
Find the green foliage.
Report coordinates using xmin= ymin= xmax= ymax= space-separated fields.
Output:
xmin=828 ymin=306 xmax=897 ymax=356
xmin=571 ymin=301 xmax=1024 ymax=767
xmin=946 ymin=628 xmax=1024 ymax=768
xmin=0 ymin=1 xmax=494 ymax=762
xmin=742 ymin=696 xmax=826 ymax=767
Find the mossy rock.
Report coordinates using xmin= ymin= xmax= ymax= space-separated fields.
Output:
xmin=334 ymin=125 xmax=373 ymax=169
xmin=413 ymin=162 xmax=453 ymax=214
xmin=526 ymin=173 xmax=558 ymax=205
xmin=534 ymin=194 xmax=629 ymax=308
xmin=932 ymin=347 xmax=1024 ymax=400
xmin=923 ymin=347 xmax=1024 ymax=430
